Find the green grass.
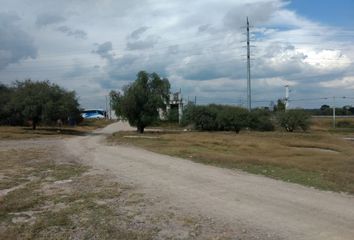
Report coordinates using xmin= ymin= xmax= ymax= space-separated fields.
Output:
xmin=110 ymin=130 xmax=354 ymax=193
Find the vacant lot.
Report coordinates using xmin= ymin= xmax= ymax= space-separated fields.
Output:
xmin=0 ymin=128 xmax=246 ymax=239
xmin=110 ymin=130 xmax=354 ymax=193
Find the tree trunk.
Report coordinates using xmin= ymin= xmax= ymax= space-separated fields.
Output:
xmin=137 ymin=125 xmax=145 ymax=134
xmin=139 ymin=126 xmax=144 ymax=134
xmin=32 ymin=121 xmax=37 ymax=130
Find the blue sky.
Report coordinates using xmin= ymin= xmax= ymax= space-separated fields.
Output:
xmin=288 ymin=0 xmax=354 ymax=27
xmin=0 ymin=0 xmax=353 ymax=109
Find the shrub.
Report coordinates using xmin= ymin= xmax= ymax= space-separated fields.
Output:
xmin=248 ymin=109 xmax=274 ymax=131
xmin=277 ymin=109 xmax=311 ymax=132
xmin=216 ymin=106 xmax=249 ymax=133
xmin=182 ymin=104 xmax=276 ymax=133
xmin=193 ymin=105 xmax=218 ymax=131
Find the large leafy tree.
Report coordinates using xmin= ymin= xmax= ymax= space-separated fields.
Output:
xmin=112 ymin=71 xmax=170 ymax=133
xmin=6 ymin=79 xmax=81 ymax=129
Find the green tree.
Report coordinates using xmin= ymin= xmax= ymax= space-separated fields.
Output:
xmin=0 ymin=84 xmax=14 ymax=124
xmin=216 ymin=106 xmax=249 ymax=133
xmin=276 ymin=109 xmax=311 ymax=132
xmin=8 ymin=80 xmax=81 ymax=129
xmin=180 ymin=102 xmax=197 ymax=126
xmin=112 ymin=71 xmax=170 ymax=133
xmin=248 ymin=109 xmax=274 ymax=131
xmin=193 ymin=105 xmax=218 ymax=131
xmin=274 ymin=99 xmax=286 ymax=112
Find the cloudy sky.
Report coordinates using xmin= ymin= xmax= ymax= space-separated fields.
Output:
xmin=1 ymin=0 xmax=354 ymax=109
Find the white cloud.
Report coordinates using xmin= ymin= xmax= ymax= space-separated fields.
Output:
xmin=301 ymin=49 xmax=351 ymax=70
xmin=258 ymin=77 xmax=297 ymax=87
xmin=0 ymin=12 xmax=37 ymax=70
xmin=320 ymin=76 xmax=354 ymax=89
xmin=0 ymin=0 xmax=353 ymax=108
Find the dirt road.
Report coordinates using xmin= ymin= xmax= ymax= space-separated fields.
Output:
xmin=65 ymin=122 xmax=354 ymax=240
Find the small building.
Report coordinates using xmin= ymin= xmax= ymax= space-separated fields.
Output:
xmin=159 ymin=91 xmax=183 ymax=122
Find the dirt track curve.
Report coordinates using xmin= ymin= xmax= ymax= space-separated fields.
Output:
xmin=65 ymin=121 xmax=354 ymax=240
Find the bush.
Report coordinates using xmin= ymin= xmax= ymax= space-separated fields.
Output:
xmin=248 ymin=109 xmax=274 ymax=131
xmin=216 ymin=106 xmax=249 ymax=133
xmin=277 ymin=109 xmax=311 ymax=132
xmin=181 ymin=104 xmax=274 ymax=133
xmin=193 ymin=105 xmax=218 ymax=131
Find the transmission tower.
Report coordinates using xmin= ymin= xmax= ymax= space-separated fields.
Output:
xmin=246 ymin=17 xmax=252 ymax=111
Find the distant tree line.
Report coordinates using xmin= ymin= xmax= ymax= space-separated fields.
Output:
xmin=305 ymin=104 xmax=354 ymax=116
xmin=0 ymin=80 xmax=81 ymax=129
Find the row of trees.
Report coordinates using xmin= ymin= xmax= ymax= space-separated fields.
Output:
xmin=0 ymin=80 xmax=81 ymax=129
xmin=308 ymin=104 xmax=354 ymax=116
xmin=181 ymin=104 xmax=310 ymax=133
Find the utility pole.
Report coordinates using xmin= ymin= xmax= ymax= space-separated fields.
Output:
xmin=194 ymin=96 xmax=197 ymax=105
xmin=109 ymin=94 xmax=112 ymax=120
xmin=105 ymin=95 xmax=108 ymax=120
xmin=285 ymin=85 xmax=289 ymax=110
xmin=178 ymin=88 xmax=183 ymax=124
xmin=246 ymin=17 xmax=252 ymax=112
xmin=332 ymin=96 xmax=336 ymax=128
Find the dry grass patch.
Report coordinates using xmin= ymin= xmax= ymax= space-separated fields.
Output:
xmin=1 ymin=139 xmax=243 ymax=239
xmin=0 ymin=141 xmax=157 ymax=239
xmin=311 ymin=116 xmax=354 ymax=133
xmin=0 ymin=119 xmax=115 ymax=140
xmin=110 ymin=131 xmax=354 ymax=193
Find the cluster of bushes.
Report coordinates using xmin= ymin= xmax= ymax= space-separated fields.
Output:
xmin=181 ymin=103 xmax=310 ymax=133
xmin=0 ymin=80 xmax=82 ymax=129
xmin=181 ymin=104 xmax=274 ymax=133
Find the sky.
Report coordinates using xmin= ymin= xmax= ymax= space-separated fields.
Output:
xmin=0 ymin=0 xmax=354 ymax=109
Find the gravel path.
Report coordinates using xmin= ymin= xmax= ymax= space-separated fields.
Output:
xmin=65 ymin=121 xmax=354 ymax=240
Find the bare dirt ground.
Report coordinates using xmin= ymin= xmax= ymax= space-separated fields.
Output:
xmin=64 ymin=121 xmax=354 ymax=240
xmin=1 ymin=137 xmax=244 ymax=239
